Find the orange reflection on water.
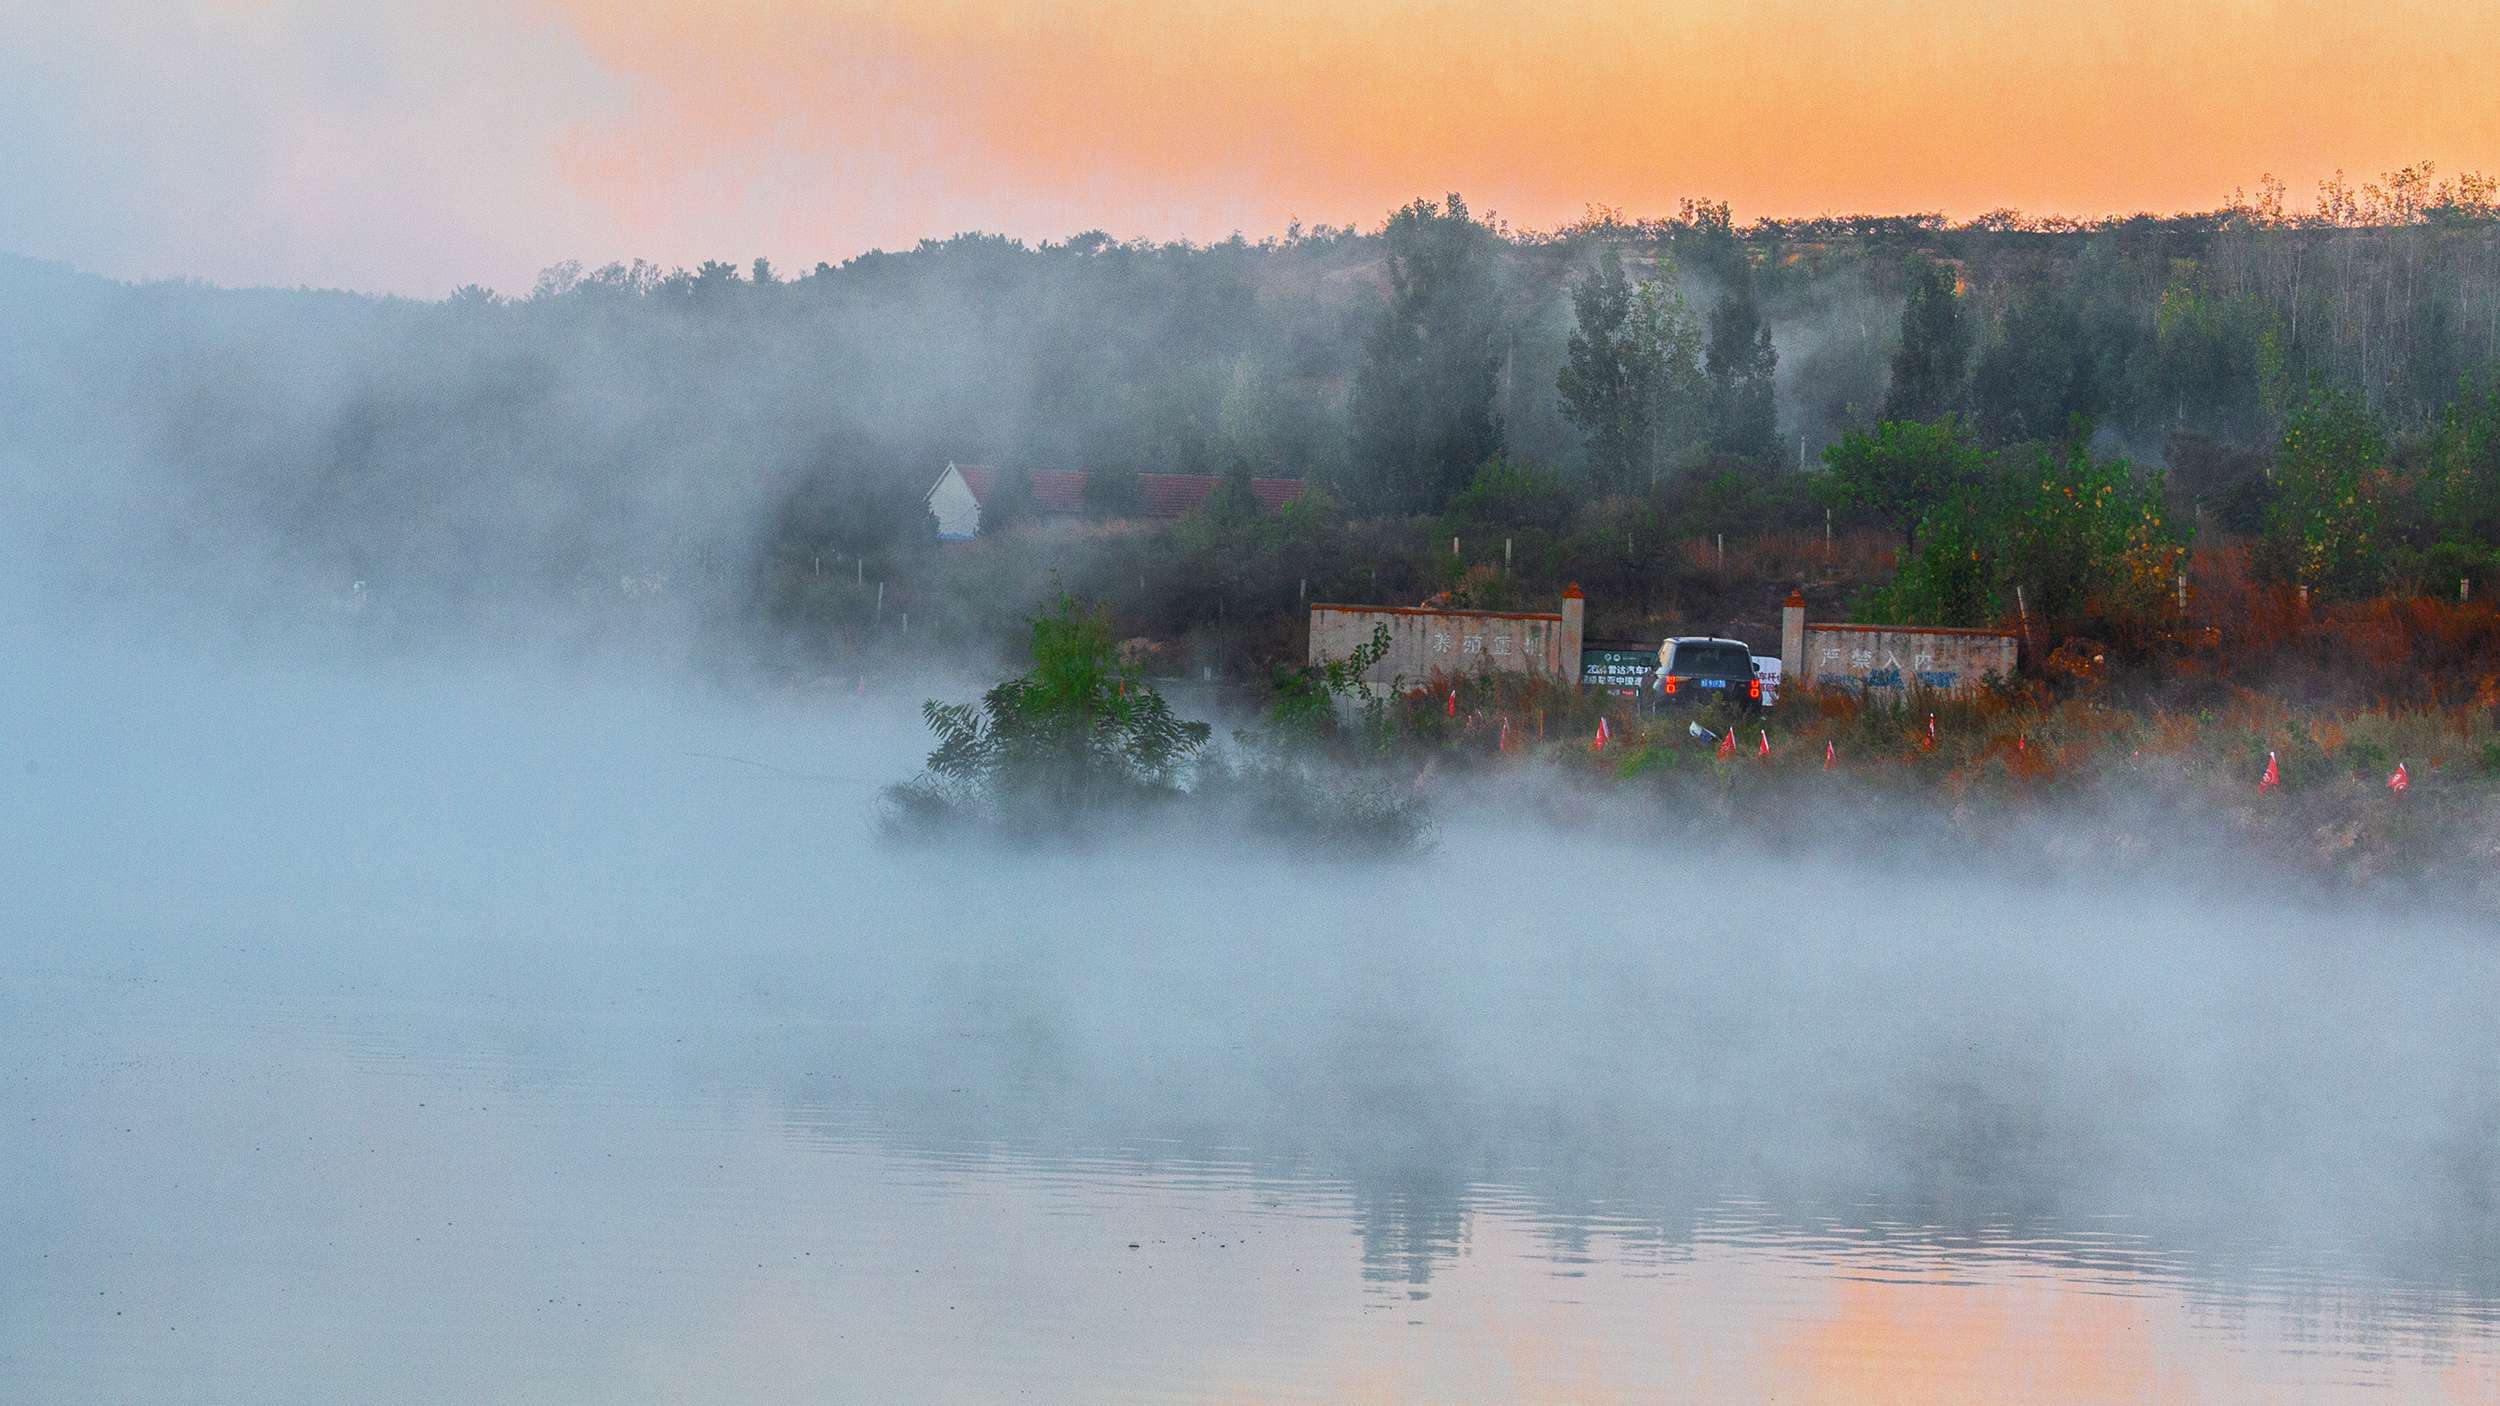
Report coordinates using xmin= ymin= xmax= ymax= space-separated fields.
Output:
xmin=1771 ymin=1270 xmax=2197 ymax=1405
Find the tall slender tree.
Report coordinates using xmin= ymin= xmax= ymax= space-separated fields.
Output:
xmin=1349 ymin=195 xmax=1507 ymax=512
xmin=1557 ymin=244 xmax=1663 ymax=492
xmin=1632 ymin=264 xmax=1711 ymax=480
xmin=1705 ymin=264 xmax=1779 ymax=460
xmin=1882 ymin=256 xmax=1970 ymax=422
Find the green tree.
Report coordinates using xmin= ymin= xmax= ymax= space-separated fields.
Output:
xmin=1197 ymin=460 xmax=1263 ymax=525
xmin=1631 ymin=266 xmax=1711 ymax=477
xmin=1215 ymin=357 xmax=1279 ymax=470
xmin=1267 ymin=623 xmax=1395 ymax=741
xmin=2147 ymin=281 xmax=2276 ymax=443
xmin=906 ymin=595 xmax=1211 ymax=819
xmin=2428 ymin=378 xmax=2500 ymax=548
xmin=1446 ymin=455 xmax=1574 ymax=532
xmin=1817 ymin=416 xmax=1990 ymax=553
xmin=1971 ymin=283 xmax=2100 ymax=445
xmin=1860 ymin=441 xmax=2185 ymax=642
xmin=2264 ymin=392 xmax=2389 ymax=597
xmin=1672 ymin=197 xmax=1747 ymax=282
xmin=1862 ymin=507 xmax=1999 ymax=627
xmin=1557 ymin=244 xmax=1662 ymax=491
xmin=1704 ymin=265 xmax=1779 ymax=459
xmin=1881 ymin=257 xmax=1969 ymax=423
xmin=1999 ymin=441 xmax=2183 ymax=631
xmin=689 ymin=259 xmax=744 ymax=304
xmin=1349 ymin=194 xmax=1507 ymax=512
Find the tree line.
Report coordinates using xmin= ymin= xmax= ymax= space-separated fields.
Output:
xmin=10 ymin=164 xmax=2500 ymax=656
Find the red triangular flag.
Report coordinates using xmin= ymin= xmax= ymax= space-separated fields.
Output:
xmin=1717 ymin=727 xmax=1736 ymax=760
xmin=2388 ymin=762 xmax=2409 ymax=792
xmin=1592 ymin=716 xmax=1610 ymax=751
xmin=1925 ymin=713 xmax=1938 ymax=749
xmin=1823 ymin=739 xmax=1836 ymax=770
xmin=1757 ymin=729 xmax=1771 ymax=759
xmin=2259 ymin=751 xmax=2280 ymax=791
xmin=1445 ymin=689 xmax=1457 ymax=717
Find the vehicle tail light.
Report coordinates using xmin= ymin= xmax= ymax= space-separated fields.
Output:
xmin=1663 ymin=676 xmax=1678 ymax=695
xmin=1750 ymin=679 xmax=1762 ymax=700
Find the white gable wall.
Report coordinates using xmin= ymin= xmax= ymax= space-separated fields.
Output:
xmin=927 ymin=463 xmax=982 ymax=540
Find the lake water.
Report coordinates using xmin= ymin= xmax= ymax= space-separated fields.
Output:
xmin=5 ymin=657 xmax=2497 ymax=1402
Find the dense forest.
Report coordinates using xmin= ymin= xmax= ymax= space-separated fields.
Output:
xmin=9 ymin=166 xmax=2500 ymax=676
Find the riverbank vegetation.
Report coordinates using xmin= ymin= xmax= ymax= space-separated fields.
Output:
xmin=891 ymin=585 xmax=2500 ymax=891
xmin=17 ymin=167 xmax=2500 ymax=875
xmin=16 ymin=165 xmax=2500 ymax=667
xmin=885 ymin=597 xmax=1431 ymax=853
xmin=1400 ymin=676 xmax=2500 ymax=893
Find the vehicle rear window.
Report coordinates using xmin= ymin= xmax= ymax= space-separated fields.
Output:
xmin=1668 ymin=643 xmax=1752 ymax=677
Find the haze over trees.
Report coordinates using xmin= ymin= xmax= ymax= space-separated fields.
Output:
xmin=10 ymin=165 xmax=2500 ymax=667
xmin=1882 ymin=256 xmax=1970 ymax=424
xmin=1349 ymin=195 xmax=1508 ymax=512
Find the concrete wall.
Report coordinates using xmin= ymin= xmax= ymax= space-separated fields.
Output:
xmin=1801 ymin=624 xmax=2017 ymax=695
xmin=1309 ymin=598 xmax=1583 ymax=691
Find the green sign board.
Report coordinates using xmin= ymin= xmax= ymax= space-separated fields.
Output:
xmin=1580 ymin=645 xmax=1656 ymax=699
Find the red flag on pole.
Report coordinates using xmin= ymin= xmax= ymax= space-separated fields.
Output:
xmin=1717 ymin=727 xmax=1736 ymax=761
xmin=1757 ymin=729 xmax=1771 ymax=759
xmin=1498 ymin=718 xmax=1511 ymax=752
xmin=1446 ymin=689 xmax=1457 ymax=717
xmin=1823 ymin=739 xmax=1836 ymax=770
xmin=1925 ymin=713 xmax=1938 ymax=749
xmin=1593 ymin=716 xmax=1611 ymax=751
xmin=2388 ymin=762 xmax=2409 ymax=792
xmin=2259 ymin=751 xmax=2280 ymax=791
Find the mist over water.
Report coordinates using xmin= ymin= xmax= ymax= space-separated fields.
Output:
xmin=6 ymin=609 xmax=2498 ymax=1401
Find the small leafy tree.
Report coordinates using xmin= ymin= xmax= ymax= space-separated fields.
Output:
xmin=2263 ymin=391 xmax=2388 ymax=598
xmin=1817 ymin=416 xmax=1990 ymax=552
xmin=901 ymin=595 xmax=1210 ymax=826
xmin=1268 ymin=623 xmax=1395 ymax=743
xmin=1446 ymin=455 xmax=1574 ymax=532
xmin=2000 ymin=442 xmax=2184 ymax=638
xmin=1861 ymin=507 xmax=1998 ymax=627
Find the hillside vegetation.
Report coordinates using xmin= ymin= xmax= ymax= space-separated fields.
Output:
xmin=9 ymin=168 xmax=2500 ymax=698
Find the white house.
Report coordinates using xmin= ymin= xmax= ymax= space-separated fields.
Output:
xmin=926 ymin=462 xmax=987 ymax=539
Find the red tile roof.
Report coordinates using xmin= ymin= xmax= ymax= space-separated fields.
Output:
xmin=951 ymin=464 xmax=1306 ymax=519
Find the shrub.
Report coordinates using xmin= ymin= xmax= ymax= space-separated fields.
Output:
xmin=889 ymin=594 xmax=1211 ymax=833
xmin=2263 ymin=392 xmax=2390 ymax=599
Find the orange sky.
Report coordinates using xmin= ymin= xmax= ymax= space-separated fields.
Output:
xmin=544 ymin=0 xmax=2500 ymax=261
xmin=7 ymin=1 xmax=2497 ymax=292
